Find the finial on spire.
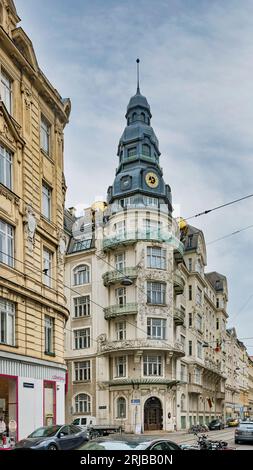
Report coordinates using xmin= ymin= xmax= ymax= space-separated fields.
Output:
xmin=136 ymin=58 xmax=140 ymax=94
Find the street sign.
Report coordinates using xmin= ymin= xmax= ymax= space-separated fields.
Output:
xmin=131 ymin=399 xmax=140 ymax=405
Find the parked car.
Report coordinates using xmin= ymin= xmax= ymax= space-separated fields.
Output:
xmin=72 ymin=416 xmax=96 ymax=430
xmin=208 ymin=419 xmax=225 ymax=430
xmin=76 ymin=437 xmax=182 ymax=451
xmin=235 ymin=421 xmax=253 ymax=444
xmin=227 ymin=418 xmax=239 ymax=427
xmin=14 ymin=424 xmax=88 ymax=450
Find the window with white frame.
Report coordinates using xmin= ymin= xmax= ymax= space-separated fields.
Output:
xmin=74 ymin=361 xmax=91 ymax=381
xmin=196 ymin=287 xmax=202 ymax=305
xmin=180 ymin=334 xmax=186 ymax=353
xmin=73 ymin=296 xmax=90 ymax=318
xmin=115 ymin=356 xmax=126 ymax=377
xmin=147 ymin=318 xmax=166 ymax=340
xmin=73 ymin=265 xmax=90 ymax=285
xmin=143 ymin=355 xmax=162 ymax=376
xmin=74 ymin=328 xmax=90 ymax=349
xmin=181 ymin=363 xmax=186 ymax=382
xmin=0 ymin=298 xmax=15 ymax=346
xmin=115 ymin=220 xmax=126 ymax=237
xmin=42 ymin=183 xmax=52 ymax=220
xmin=0 ymin=219 xmax=14 ymax=267
xmin=0 ymin=68 xmax=12 ymax=113
xmin=195 ymin=367 xmax=201 ymax=384
xmin=40 ymin=115 xmax=51 ymax=155
xmin=116 ymin=397 xmax=126 ymax=418
xmin=147 ymin=281 xmax=166 ymax=305
xmin=115 ymin=287 xmax=126 ymax=307
xmin=115 ymin=321 xmax=126 ymax=340
xmin=0 ymin=144 xmax=12 ymax=189
xmin=115 ymin=252 xmax=125 ymax=271
xmin=75 ymin=393 xmax=91 ymax=413
xmin=45 ymin=316 xmax=54 ymax=354
xmin=196 ymin=313 xmax=202 ymax=332
xmin=143 ymin=219 xmax=161 ymax=238
xmin=197 ymin=340 xmax=202 ymax=359
xmin=43 ymin=248 xmax=52 ymax=287
xmin=147 ymin=246 xmax=166 ymax=269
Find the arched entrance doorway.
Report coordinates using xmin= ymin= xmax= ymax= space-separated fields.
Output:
xmin=144 ymin=397 xmax=163 ymax=431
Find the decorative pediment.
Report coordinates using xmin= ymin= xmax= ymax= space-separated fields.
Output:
xmin=0 ymin=101 xmax=25 ymax=148
xmin=12 ymin=27 xmax=38 ymax=71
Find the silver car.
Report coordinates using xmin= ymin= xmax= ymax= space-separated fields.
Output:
xmin=235 ymin=421 xmax=253 ymax=444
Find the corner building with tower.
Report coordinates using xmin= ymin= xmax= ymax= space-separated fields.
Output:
xmin=65 ymin=79 xmax=240 ymax=431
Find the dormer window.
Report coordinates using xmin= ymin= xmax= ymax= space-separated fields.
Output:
xmin=142 ymin=144 xmax=151 ymax=157
xmin=140 ymin=112 xmax=145 ymax=122
xmin=127 ymin=147 xmax=137 ymax=158
xmin=132 ymin=112 xmax=137 ymax=122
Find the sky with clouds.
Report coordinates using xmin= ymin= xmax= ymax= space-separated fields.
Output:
xmin=15 ymin=0 xmax=253 ymax=351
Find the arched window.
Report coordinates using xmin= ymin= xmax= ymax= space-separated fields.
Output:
xmin=73 ymin=265 xmax=90 ymax=285
xmin=116 ymin=397 xmax=126 ymax=418
xmin=142 ymin=144 xmax=151 ymax=157
xmin=75 ymin=393 xmax=91 ymax=413
xmin=140 ymin=112 xmax=145 ymax=122
xmin=132 ymin=112 xmax=137 ymax=122
xmin=181 ymin=394 xmax=186 ymax=411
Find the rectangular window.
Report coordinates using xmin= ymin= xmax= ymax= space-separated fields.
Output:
xmin=187 ymin=235 xmax=193 ymax=248
xmin=196 ymin=313 xmax=202 ymax=332
xmin=0 ymin=298 xmax=15 ymax=346
xmin=196 ymin=287 xmax=202 ymax=305
xmin=188 ymin=312 xmax=192 ymax=327
xmin=115 ymin=252 xmax=125 ymax=271
xmin=189 ymin=285 xmax=192 ymax=301
xmin=0 ymin=144 xmax=12 ymax=189
xmin=147 ymin=282 xmax=166 ymax=305
xmin=42 ymin=183 xmax=52 ymax=220
xmin=180 ymin=334 xmax=186 ymax=352
xmin=144 ymin=219 xmax=161 ymax=239
xmin=197 ymin=340 xmax=202 ymax=359
xmin=0 ymin=69 xmax=12 ymax=114
xmin=189 ymin=340 xmax=192 ymax=356
xmin=115 ymin=287 xmax=126 ymax=307
xmin=115 ymin=356 xmax=126 ymax=377
xmin=74 ymin=361 xmax=91 ymax=381
xmin=74 ymin=328 xmax=90 ymax=349
xmin=181 ymin=363 xmax=186 ymax=382
xmin=74 ymin=296 xmax=90 ymax=318
xmin=43 ymin=248 xmax=52 ymax=287
xmin=188 ymin=258 xmax=192 ymax=272
xmin=195 ymin=367 xmax=201 ymax=384
xmin=143 ymin=356 xmax=162 ymax=376
xmin=147 ymin=318 xmax=166 ymax=339
xmin=115 ymin=321 xmax=126 ymax=340
xmin=216 ymin=298 xmax=219 ymax=308
xmin=115 ymin=220 xmax=126 ymax=237
xmin=0 ymin=219 xmax=14 ymax=267
xmin=45 ymin=316 xmax=54 ymax=354
xmin=127 ymin=147 xmax=137 ymax=158
xmin=216 ymin=318 xmax=219 ymax=330
xmin=147 ymin=246 xmax=166 ymax=269
xmin=40 ymin=115 xmax=51 ymax=155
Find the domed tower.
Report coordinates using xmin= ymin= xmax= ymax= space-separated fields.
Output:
xmin=96 ymin=61 xmax=185 ymax=433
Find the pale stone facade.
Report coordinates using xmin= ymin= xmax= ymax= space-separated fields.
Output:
xmin=0 ymin=0 xmax=70 ymax=440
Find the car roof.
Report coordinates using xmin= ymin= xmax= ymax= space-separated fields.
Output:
xmin=86 ymin=437 xmax=177 ymax=445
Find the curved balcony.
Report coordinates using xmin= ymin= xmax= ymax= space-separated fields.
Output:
xmin=188 ymin=383 xmax=202 ymax=394
xmin=103 ymin=229 xmax=184 ymax=254
xmin=104 ymin=302 xmax=138 ymax=320
xmin=103 ymin=267 xmax=138 ymax=287
xmin=174 ymin=307 xmax=185 ymax=326
xmin=98 ymin=338 xmax=185 ymax=356
xmin=173 ymin=270 xmax=185 ymax=295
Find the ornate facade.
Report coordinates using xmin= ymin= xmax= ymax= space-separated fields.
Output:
xmin=0 ymin=0 xmax=70 ymax=440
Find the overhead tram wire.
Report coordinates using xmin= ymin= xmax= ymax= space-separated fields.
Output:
xmin=206 ymin=223 xmax=253 ymax=246
xmin=184 ymin=192 xmax=253 ymax=221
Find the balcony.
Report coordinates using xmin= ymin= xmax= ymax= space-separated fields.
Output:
xmin=188 ymin=383 xmax=202 ymax=394
xmin=204 ymin=359 xmax=226 ymax=377
xmin=103 ymin=229 xmax=184 ymax=254
xmin=103 ymin=267 xmax=138 ymax=287
xmin=174 ymin=307 xmax=185 ymax=326
xmin=173 ymin=270 xmax=185 ymax=295
xmin=98 ymin=338 xmax=184 ymax=355
xmin=104 ymin=302 xmax=138 ymax=320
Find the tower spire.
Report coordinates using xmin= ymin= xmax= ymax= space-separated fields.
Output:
xmin=136 ymin=58 xmax=140 ymax=94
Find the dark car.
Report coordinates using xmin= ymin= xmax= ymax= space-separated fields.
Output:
xmin=208 ymin=419 xmax=224 ymax=430
xmin=76 ymin=437 xmax=182 ymax=451
xmin=235 ymin=421 xmax=253 ymax=444
xmin=14 ymin=424 xmax=88 ymax=450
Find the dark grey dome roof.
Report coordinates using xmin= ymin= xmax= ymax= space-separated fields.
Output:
xmin=127 ymin=91 xmax=151 ymax=113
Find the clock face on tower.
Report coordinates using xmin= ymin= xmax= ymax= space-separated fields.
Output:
xmin=145 ymin=172 xmax=159 ymax=188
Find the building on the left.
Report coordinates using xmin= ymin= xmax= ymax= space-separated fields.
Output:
xmin=0 ymin=0 xmax=71 ymax=441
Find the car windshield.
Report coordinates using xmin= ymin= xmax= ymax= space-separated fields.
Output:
xmin=28 ymin=426 xmax=61 ymax=438
xmin=78 ymin=440 xmax=146 ymax=450
xmin=239 ymin=423 xmax=253 ymax=428
xmin=72 ymin=419 xmax=80 ymax=425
